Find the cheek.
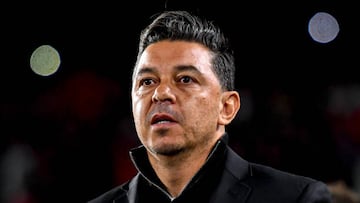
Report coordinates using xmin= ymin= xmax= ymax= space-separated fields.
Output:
xmin=132 ymin=98 xmax=144 ymax=122
xmin=187 ymin=95 xmax=220 ymax=133
xmin=199 ymin=90 xmax=220 ymax=105
xmin=194 ymin=94 xmax=220 ymax=115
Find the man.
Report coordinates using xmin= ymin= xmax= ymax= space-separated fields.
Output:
xmin=88 ymin=10 xmax=332 ymax=203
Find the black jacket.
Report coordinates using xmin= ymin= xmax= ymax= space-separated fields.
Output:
xmin=88 ymin=136 xmax=332 ymax=203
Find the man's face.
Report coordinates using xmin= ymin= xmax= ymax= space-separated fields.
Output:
xmin=131 ymin=40 xmax=224 ymax=156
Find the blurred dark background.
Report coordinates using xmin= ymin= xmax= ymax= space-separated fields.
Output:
xmin=1 ymin=1 xmax=360 ymax=202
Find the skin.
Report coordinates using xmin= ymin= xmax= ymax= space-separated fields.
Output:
xmin=131 ymin=40 xmax=240 ymax=197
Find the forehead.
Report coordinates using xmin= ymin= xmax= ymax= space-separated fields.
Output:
xmin=134 ymin=41 xmax=213 ymax=75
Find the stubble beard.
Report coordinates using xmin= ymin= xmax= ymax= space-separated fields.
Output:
xmin=148 ymin=129 xmax=187 ymax=156
xmin=150 ymin=144 xmax=184 ymax=156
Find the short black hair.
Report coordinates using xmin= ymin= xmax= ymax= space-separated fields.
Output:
xmin=134 ymin=10 xmax=236 ymax=91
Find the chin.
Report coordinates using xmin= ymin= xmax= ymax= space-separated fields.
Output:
xmin=150 ymin=144 xmax=184 ymax=156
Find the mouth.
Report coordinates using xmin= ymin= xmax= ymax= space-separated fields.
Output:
xmin=150 ymin=113 xmax=177 ymax=125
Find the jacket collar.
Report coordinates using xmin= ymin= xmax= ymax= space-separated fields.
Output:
xmin=128 ymin=135 xmax=228 ymax=195
xmin=117 ymin=134 xmax=253 ymax=203
xmin=215 ymin=147 xmax=252 ymax=202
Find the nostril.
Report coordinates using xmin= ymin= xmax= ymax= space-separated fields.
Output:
xmin=152 ymin=92 xmax=160 ymax=102
xmin=152 ymin=85 xmax=175 ymax=103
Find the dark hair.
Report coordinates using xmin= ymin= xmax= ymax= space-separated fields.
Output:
xmin=134 ymin=10 xmax=236 ymax=91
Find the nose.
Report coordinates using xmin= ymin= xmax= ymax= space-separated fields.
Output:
xmin=152 ymin=82 xmax=176 ymax=103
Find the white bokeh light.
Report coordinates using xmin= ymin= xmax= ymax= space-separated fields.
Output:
xmin=308 ymin=12 xmax=340 ymax=43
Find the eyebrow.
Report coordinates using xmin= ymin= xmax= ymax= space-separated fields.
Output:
xmin=175 ymin=65 xmax=202 ymax=75
xmin=136 ymin=67 xmax=158 ymax=77
xmin=136 ymin=65 xmax=201 ymax=77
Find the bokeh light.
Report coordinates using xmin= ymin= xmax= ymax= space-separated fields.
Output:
xmin=308 ymin=12 xmax=340 ymax=43
xmin=30 ymin=45 xmax=61 ymax=76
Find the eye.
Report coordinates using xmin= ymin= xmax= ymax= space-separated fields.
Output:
xmin=140 ymin=78 xmax=155 ymax=86
xmin=179 ymin=76 xmax=193 ymax=84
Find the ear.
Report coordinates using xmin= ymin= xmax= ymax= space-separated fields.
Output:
xmin=218 ymin=91 xmax=240 ymax=125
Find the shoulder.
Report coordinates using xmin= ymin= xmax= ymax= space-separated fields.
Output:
xmin=249 ymin=162 xmax=318 ymax=186
xmin=225 ymin=147 xmax=332 ymax=202
xmin=226 ymin=146 xmax=325 ymax=187
xmin=248 ymin=162 xmax=332 ymax=202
